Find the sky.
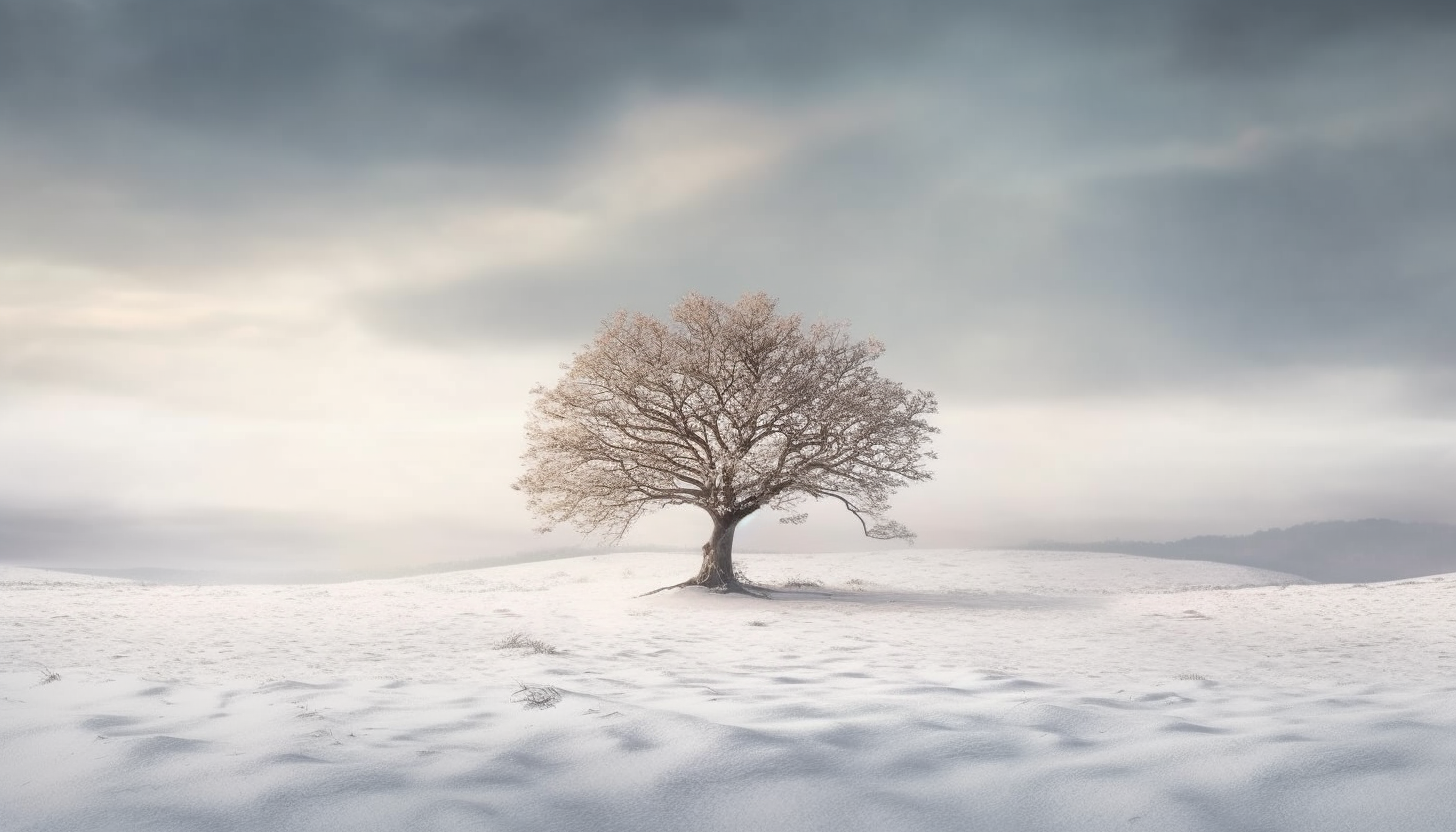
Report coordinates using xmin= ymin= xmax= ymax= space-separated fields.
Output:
xmin=2 ymin=0 xmax=1455 ymax=572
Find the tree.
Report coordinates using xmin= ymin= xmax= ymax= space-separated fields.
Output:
xmin=514 ymin=292 xmax=938 ymax=595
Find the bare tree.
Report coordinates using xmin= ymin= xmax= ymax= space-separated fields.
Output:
xmin=514 ymin=293 xmax=938 ymax=595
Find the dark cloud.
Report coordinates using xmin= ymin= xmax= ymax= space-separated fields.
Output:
xmin=1174 ymin=0 xmax=1456 ymax=73
xmin=5 ymin=0 xmax=1456 ymax=403
xmin=9 ymin=0 xmax=1446 ymax=200
xmin=0 ymin=0 xmax=963 ymax=176
xmin=0 ymin=0 xmax=995 ymax=275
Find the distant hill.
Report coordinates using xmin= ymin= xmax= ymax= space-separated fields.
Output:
xmin=1024 ymin=519 xmax=1456 ymax=583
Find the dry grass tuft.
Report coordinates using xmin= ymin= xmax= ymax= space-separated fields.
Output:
xmin=494 ymin=631 xmax=561 ymax=655
xmin=511 ymin=683 xmax=563 ymax=710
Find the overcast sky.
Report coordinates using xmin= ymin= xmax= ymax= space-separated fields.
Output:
xmin=2 ymin=0 xmax=1455 ymax=572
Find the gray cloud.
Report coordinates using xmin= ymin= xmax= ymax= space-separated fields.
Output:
xmin=0 ymin=503 xmax=334 ymax=566
xmin=0 ymin=502 xmax=526 ymax=572
xmin=0 ymin=0 xmax=996 ymax=278
xmin=361 ymin=95 xmax=1456 ymax=403
xmin=354 ymin=120 xmax=1002 ymax=346
xmin=1073 ymin=121 xmax=1456 ymax=375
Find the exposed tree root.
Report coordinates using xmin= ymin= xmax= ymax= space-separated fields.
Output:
xmin=638 ymin=578 xmax=772 ymax=599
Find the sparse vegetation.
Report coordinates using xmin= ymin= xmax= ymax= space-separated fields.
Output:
xmin=494 ymin=631 xmax=561 ymax=655
xmin=511 ymin=683 xmax=563 ymax=710
xmin=780 ymin=576 xmax=824 ymax=589
xmin=37 ymin=667 xmax=61 ymax=685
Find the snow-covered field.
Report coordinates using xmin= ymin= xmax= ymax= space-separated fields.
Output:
xmin=3 ymin=549 xmax=1455 ymax=832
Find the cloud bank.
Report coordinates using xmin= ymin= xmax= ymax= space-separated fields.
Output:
xmin=3 ymin=0 xmax=1454 ymax=565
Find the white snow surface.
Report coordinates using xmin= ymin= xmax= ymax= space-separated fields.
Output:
xmin=3 ymin=549 xmax=1455 ymax=832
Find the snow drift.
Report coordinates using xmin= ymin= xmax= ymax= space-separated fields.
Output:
xmin=3 ymin=550 xmax=1454 ymax=831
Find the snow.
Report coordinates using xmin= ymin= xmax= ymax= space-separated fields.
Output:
xmin=3 ymin=549 xmax=1455 ymax=831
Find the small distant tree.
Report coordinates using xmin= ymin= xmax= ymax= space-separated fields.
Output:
xmin=514 ymin=293 xmax=938 ymax=595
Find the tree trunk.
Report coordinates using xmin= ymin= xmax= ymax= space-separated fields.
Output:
xmin=690 ymin=515 xmax=739 ymax=588
xmin=640 ymin=510 xmax=768 ymax=597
